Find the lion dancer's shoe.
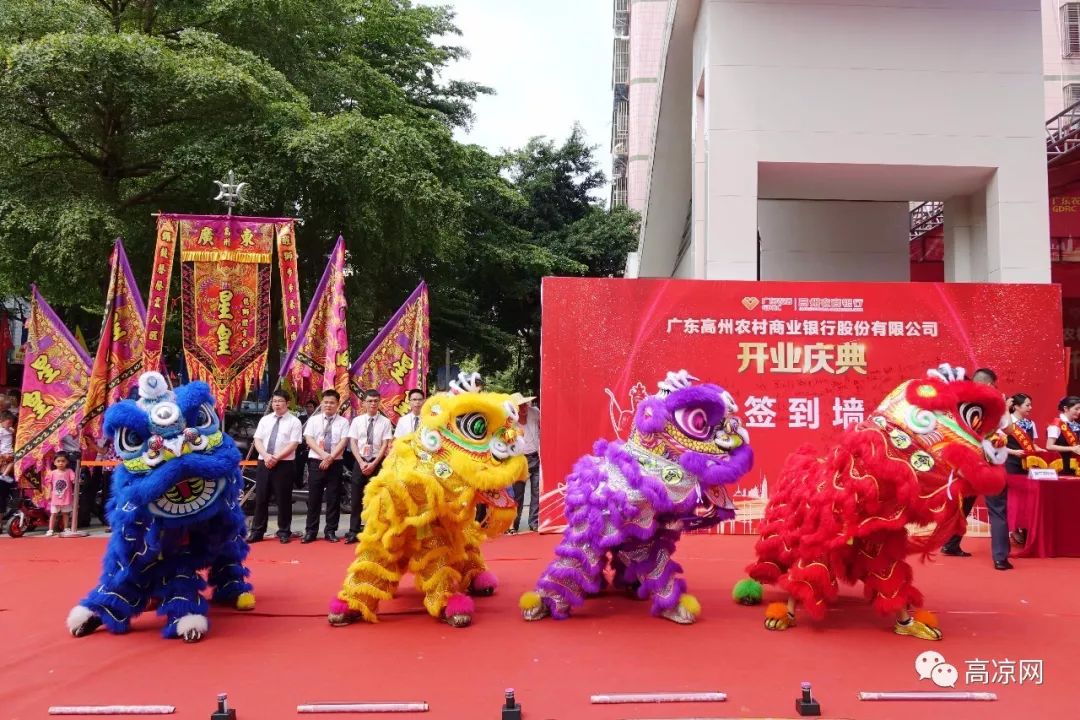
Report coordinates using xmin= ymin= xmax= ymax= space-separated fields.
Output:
xmin=763 ymin=601 xmax=796 ymax=631
xmin=519 ymin=589 xmax=567 ymax=621
xmin=442 ymin=594 xmax=475 ymax=628
xmin=894 ymin=610 xmax=943 ymax=641
xmin=467 ymin=570 xmax=498 ymax=597
xmin=659 ymin=594 xmax=701 ymax=625
xmin=328 ymin=597 xmax=365 ymax=627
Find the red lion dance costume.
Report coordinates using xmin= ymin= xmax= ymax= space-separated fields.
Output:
xmin=734 ymin=364 xmax=1007 ymax=641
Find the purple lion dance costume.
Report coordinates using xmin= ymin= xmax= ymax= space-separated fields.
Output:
xmin=519 ymin=370 xmax=753 ymax=624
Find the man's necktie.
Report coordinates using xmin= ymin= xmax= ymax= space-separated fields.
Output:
xmin=366 ymin=418 xmax=375 ymax=457
xmin=413 ymin=415 xmax=419 ymax=432
xmin=266 ymin=415 xmax=281 ymax=456
xmin=323 ymin=419 xmax=333 ymax=453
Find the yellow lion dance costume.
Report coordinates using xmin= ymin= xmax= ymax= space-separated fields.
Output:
xmin=328 ymin=373 xmax=527 ymax=628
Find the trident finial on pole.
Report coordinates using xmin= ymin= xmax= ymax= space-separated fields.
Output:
xmin=213 ymin=170 xmax=247 ymax=216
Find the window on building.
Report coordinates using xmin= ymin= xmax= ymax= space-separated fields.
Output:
xmin=613 ymin=0 xmax=629 ymax=36
xmin=1066 ymin=83 xmax=1080 ymax=109
xmin=1063 ymin=3 xmax=1080 ymax=57
xmin=611 ymin=173 xmax=628 ymax=208
xmin=612 ymin=100 xmax=629 ymax=153
xmin=612 ymin=37 xmax=630 ymax=87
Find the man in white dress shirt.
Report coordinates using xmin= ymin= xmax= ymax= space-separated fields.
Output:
xmin=509 ymin=392 xmax=540 ymax=533
xmin=392 ymin=388 xmax=425 ymax=440
xmin=248 ymin=390 xmax=303 ymax=544
xmin=302 ymin=389 xmax=351 ymax=543
xmin=345 ymin=389 xmax=394 ymax=543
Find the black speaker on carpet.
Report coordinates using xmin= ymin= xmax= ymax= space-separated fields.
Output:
xmin=211 ymin=692 xmax=237 ymax=720
xmin=501 ymin=688 xmax=522 ymax=720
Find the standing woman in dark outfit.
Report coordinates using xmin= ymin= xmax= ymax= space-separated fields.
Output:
xmin=1003 ymin=393 xmax=1044 ymax=548
xmin=1045 ymin=396 xmax=1080 ymax=477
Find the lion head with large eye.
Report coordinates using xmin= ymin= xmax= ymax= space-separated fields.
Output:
xmin=628 ymin=370 xmax=754 ymax=490
xmin=409 ymin=373 xmax=527 ymax=492
xmin=104 ymin=372 xmax=241 ymax=527
xmin=871 ymin=363 xmax=1009 ymax=502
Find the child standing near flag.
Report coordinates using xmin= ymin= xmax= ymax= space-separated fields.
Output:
xmin=0 ymin=412 xmax=15 ymax=513
xmin=45 ymin=454 xmax=75 ymax=536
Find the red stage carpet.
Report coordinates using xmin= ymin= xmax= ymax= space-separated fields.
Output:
xmin=0 ymin=533 xmax=1074 ymax=719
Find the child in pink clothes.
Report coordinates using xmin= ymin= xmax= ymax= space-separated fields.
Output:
xmin=46 ymin=454 xmax=75 ymax=536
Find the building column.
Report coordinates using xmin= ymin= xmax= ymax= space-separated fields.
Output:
xmin=944 ymin=196 xmax=975 ymax=282
xmin=691 ymin=87 xmax=706 ymax=278
xmin=703 ymin=129 xmax=758 ymax=280
xmin=984 ymin=168 xmax=1051 ymax=283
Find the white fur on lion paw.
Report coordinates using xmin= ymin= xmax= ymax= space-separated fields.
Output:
xmin=175 ymin=613 xmax=208 ymax=643
xmin=67 ymin=605 xmax=101 ymax=636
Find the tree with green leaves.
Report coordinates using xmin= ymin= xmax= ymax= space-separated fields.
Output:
xmin=0 ymin=0 xmax=637 ymax=398
xmin=460 ymin=126 xmax=639 ymax=392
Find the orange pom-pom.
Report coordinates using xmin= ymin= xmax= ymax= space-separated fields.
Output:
xmin=913 ymin=609 xmax=939 ymax=628
xmin=764 ymin=602 xmax=790 ymax=620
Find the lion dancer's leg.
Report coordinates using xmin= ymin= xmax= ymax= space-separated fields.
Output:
xmin=157 ymin=550 xmax=212 ymax=642
xmin=519 ymin=524 xmax=606 ymax=621
xmin=328 ymin=535 xmax=405 ymax=626
xmin=329 ymin=481 xmax=408 ymax=626
xmin=67 ymin=517 xmax=158 ymax=638
xmin=858 ymin=532 xmax=941 ymax=641
xmin=411 ymin=526 xmax=475 ymax=627
xmin=619 ymin=526 xmax=699 ymax=624
xmin=762 ymin=556 xmax=840 ymax=632
xmin=459 ymin=528 xmax=498 ymax=598
xmin=205 ymin=495 xmax=255 ymax=611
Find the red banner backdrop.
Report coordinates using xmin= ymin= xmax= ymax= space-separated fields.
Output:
xmin=538 ymin=278 xmax=1065 ymax=535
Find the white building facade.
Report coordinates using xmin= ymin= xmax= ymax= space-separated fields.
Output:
xmin=1045 ymin=0 xmax=1080 ymax=118
xmin=632 ymin=0 xmax=1053 ymax=285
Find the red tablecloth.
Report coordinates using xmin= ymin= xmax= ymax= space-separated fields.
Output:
xmin=1007 ymin=475 xmax=1080 ymax=558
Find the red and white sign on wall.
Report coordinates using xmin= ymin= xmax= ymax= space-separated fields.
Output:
xmin=1050 ymin=193 xmax=1080 ymax=244
xmin=538 ymin=278 xmax=1065 ymax=534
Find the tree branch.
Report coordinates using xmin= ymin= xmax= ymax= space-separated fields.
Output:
xmin=19 ymin=152 xmax=82 ymax=168
xmin=19 ymin=104 xmax=104 ymax=168
xmin=119 ymin=173 xmax=181 ymax=209
xmin=117 ymin=160 xmax=163 ymax=175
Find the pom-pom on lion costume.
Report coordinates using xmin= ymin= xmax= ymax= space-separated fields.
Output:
xmin=67 ymin=372 xmax=254 ymax=642
xmin=328 ymin=373 xmax=527 ymax=628
xmin=734 ymin=364 xmax=1008 ymax=640
xmin=520 ymin=370 xmax=754 ymax=624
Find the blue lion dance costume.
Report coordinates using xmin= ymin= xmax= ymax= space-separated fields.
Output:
xmin=66 ymin=372 xmax=254 ymax=642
